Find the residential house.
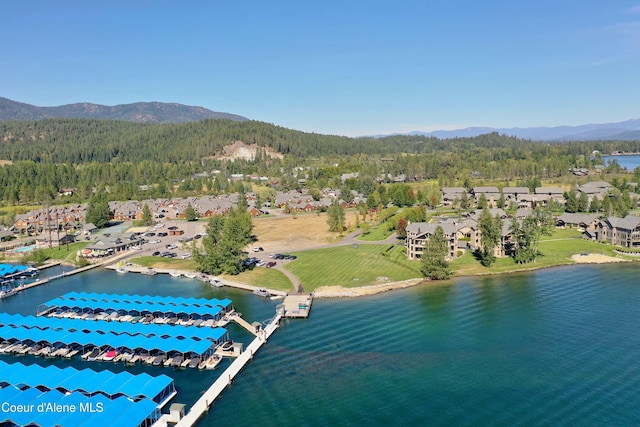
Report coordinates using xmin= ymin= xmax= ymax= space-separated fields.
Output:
xmin=595 ymin=215 xmax=640 ymax=248
xmin=556 ymin=213 xmax=599 ymax=231
xmin=405 ymin=222 xmax=458 ymax=260
xmin=502 ymin=187 xmax=529 ymax=203
xmin=471 ymin=187 xmax=500 ymax=207
xmin=441 ymin=187 xmax=467 ymax=207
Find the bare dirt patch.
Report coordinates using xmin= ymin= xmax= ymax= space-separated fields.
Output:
xmin=209 ymin=140 xmax=283 ymax=162
xmin=252 ymin=214 xmax=339 ymax=253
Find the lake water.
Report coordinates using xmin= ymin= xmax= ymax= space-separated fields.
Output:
xmin=1 ymin=264 xmax=640 ymax=426
xmin=603 ymin=154 xmax=640 ymax=170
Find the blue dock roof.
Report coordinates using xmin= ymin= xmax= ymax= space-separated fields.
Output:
xmin=0 ymin=312 xmax=227 ymax=343
xmin=60 ymin=291 xmax=232 ymax=309
xmin=0 ymin=360 xmax=174 ymax=404
xmin=39 ymin=292 xmax=232 ymax=319
xmin=0 ymin=324 xmax=213 ymax=355
xmin=0 ymin=386 xmax=159 ymax=427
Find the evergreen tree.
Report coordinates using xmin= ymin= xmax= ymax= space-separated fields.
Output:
xmin=193 ymin=207 xmax=253 ymax=275
xmin=565 ymin=190 xmax=579 ymax=213
xmin=85 ymin=194 xmax=111 ymax=228
xmin=477 ymin=193 xmax=488 ymax=210
xmin=589 ymin=196 xmax=601 ymax=213
xmin=327 ymin=203 xmax=346 ymax=232
xmin=139 ymin=203 xmax=153 ymax=226
xmin=478 ymin=209 xmax=502 ymax=267
xmin=185 ymin=203 xmax=199 ymax=221
xmin=420 ymin=226 xmax=452 ymax=280
xmin=578 ymin=191 xmax=589 ymax=213
xmin=509 ymin=207 xmax=554 ymax=264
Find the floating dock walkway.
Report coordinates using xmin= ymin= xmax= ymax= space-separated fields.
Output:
xmin=173 ymin=312 xmax=282 ymax=427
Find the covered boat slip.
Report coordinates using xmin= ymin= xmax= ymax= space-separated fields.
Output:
xmin=0 ymin=386 xmax=159 ymax=427
xmin=0 ymin=324 xmax=215 ymax=359
xmin=0 ymin=360 xmax=175 ymax=405
xmin=0 ymin=313 xmax=228 ymax=344
xmin=53 ymin=291 xmax=232 ymax=312
xmin=37 ymin=295 xmax=231 ymax=322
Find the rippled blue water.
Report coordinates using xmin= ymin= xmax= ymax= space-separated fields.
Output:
xmin=1 ymin=264 xmax=639 ymax=427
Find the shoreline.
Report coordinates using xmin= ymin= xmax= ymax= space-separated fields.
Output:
xmin=312 ymin=252 xmax=635 ymax=298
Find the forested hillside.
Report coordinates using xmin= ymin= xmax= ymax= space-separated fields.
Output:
xmin=0 ymin=117 xmax=639 ymax=208
xmin=3 ymin=118 xmax=640 ymax=164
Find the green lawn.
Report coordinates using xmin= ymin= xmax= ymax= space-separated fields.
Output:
xmin=452 ymin=229 xmax=630 ymax=276
xmin=356 ymin=223 xmax=394 ymax=241
xmin=229 ymin=268 xmax=293 ymax=291
xmin=17 ymin=242 xmax=90 ymax=264
xmin=285 ymin=244 xmax=421 ymax=291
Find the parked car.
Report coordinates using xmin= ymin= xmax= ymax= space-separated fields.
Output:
xmin=252 ymin=247 xmax=264 ymax=252
xmin=152 ymin=251 xmax=161 ymax=256
xmin=158 ymin=232 xmax=168 ymax=237
xmin=266 ymin=261 xmax=276 ymax=268
xmin=181 ymin=253 xmax=191 ymax=259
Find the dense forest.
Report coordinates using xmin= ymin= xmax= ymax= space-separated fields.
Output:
xmin=1 ymin=118 xmax=639 ymax=206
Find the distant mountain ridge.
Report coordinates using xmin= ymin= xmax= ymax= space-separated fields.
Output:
xmin=405 ymin=119 xmax=640 ymax=141
xmin=0 ymin=97 xmax=248 ymax=123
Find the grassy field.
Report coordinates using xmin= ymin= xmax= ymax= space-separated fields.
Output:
xmin=4 ymin=242 xmax=89 ymax=264
xmin=228 ymin=268 xmax=293 ymax=291
xmin=285 ymin=244 xmax=421 ymax=291
xmin=451 ymin=229 xmax=628 ymax=276
xmin=130 ymin=255 xmax=294 ymax=291
xmin=252 ymin=213 xmax=344 ymax=251
xmin=356 ymin=223 xmax=394 ymax=241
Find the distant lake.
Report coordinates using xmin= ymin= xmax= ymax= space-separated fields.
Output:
xmin=603 ymin=154 xmax=640 ymax=170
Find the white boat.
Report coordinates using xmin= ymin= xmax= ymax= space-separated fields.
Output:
xmin=0 ymin=288 xmax=17 ymax=299
xmin=141 ymin=268 xmax=157 ymax=275
xmin=253 ymin=288 xmax=270 ymax=297
xmin=169 ymin=271 xmax=182 ymax=278
xmin=116 ymin=267 xmax=128 ymax=274
xmin=184 ymin=272 xmax=197 ymax=279
xmin=203 ymin=355 xmax=222 ymax=370
xmin=210 ymin=278 xmax=224 ymax=287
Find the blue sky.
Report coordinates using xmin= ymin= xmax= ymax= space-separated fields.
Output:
xmin=2 ymin=1 xmax=640 ymax=136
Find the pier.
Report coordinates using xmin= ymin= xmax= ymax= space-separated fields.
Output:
xmin=282 ymin=293 xmax=313 ymax=318
xmin=171 ymin=312 xmax=282 ymax=427
xmin=20 ymin=262 xmax=101 ymax=291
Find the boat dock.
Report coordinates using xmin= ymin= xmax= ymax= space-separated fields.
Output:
xmin=281 ymin=293 xmax=313 ymax=318
xmin=170 ymin=312 xmax=282 ymax=427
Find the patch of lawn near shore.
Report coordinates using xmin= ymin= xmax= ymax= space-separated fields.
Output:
xmin=285 ymin=244 xmax=420 ymax=291
xmin=228 ymin=268 xmax=293 ymax=292
xmin=452 ymin=231 xmax=626 ymax=276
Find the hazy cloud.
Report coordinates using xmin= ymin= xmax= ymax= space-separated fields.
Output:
xmin=627 ymin=4 xmax=640 ymax=14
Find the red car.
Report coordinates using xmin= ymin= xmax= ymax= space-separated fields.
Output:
xmin=266 ymin=261 xmax=276 ymax=268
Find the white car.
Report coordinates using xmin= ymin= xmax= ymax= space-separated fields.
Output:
xmin=181 ymin=253 xmax=192 ymax=259
xmin=150 ymin=239 xmax=161 ymax=244
xmin=155 ymin=223 xmax=165 ymax=228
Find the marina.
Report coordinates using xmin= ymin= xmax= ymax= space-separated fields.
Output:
xmin=0 ymin=360 xmax=166 ymax=426
xmin=0 ymin=272 xmax=298 ymax=426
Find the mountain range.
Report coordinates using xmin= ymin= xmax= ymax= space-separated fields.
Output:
xmin=404 ymin=119 xmax=640 ymax=141
xmin=0 ymin=97 xmax=248 ymax=123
